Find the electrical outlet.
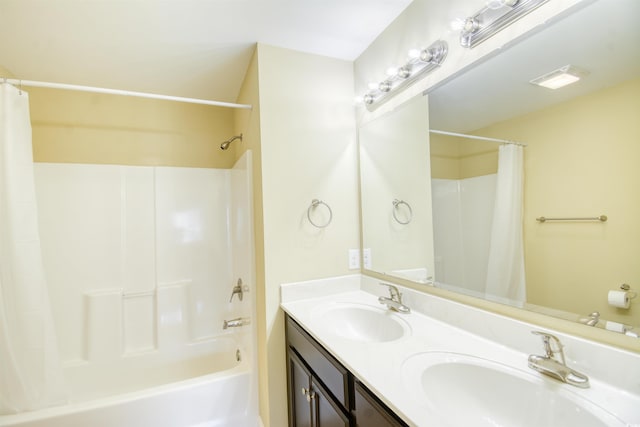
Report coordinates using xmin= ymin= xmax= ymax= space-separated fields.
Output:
xmin=348 ymin=249 xmax=360 ymax=270
xmin=363 ymin=248 xmax=372 ymax=269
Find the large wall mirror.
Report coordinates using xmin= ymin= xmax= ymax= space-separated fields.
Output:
xmin=359 ymin=0 xmax=640 ymax=337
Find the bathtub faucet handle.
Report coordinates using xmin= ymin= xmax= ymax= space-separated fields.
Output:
xmin=223 ymin=317 xmax=250 ymax=329
xmin=229 ymin=278 xmax=244 ymax=302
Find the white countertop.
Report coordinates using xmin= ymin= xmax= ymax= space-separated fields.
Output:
xmin=280 ymin=274 xmax=640 ymax=427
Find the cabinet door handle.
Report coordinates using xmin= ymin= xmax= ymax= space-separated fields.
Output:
xmin=301 ymin=386 xmax=316 ymax=402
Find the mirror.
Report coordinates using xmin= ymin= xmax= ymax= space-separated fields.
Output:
xmin=360 ymin=95 xmax=434 ymax=283
xmin=359 ymin=0 xmax=640 ymax=334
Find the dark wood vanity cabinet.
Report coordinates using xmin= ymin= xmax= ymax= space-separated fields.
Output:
xmin=285 ymin=314 xmax=408 ymax=427
xmin=353 ymin=381 xmax=406 ymax=427
xmin=288 ymin=349 xmax=351 ymax=427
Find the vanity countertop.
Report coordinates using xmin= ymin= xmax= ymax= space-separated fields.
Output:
xmin=280 ymin=274 xmax=640 ymax=427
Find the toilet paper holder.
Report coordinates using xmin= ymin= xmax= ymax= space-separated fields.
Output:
xmin=620 ymin=283 xmax=637 ymax=299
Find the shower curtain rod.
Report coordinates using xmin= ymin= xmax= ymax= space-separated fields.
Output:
xmin=1 ymin=78 xmax=252 ymax=110
xmin=429 ymin=129 xmax=527 ymax=147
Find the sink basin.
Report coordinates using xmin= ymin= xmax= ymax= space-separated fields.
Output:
xmin=311 ymin=303 xmax=410 ymax=343
xmin=402 ymin=352 xmax=624 ymax=427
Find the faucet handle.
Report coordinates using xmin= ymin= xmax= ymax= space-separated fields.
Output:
xmin=532 ymin=331 xmax=565 ymax=365
xmin=380 ymin=282 xmax=401 ymax=300
xmin=229 ymin=278 xmax=244 ymax=302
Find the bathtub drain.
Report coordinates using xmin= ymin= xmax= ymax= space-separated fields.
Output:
xmin=236 ymin=349 xmax=241 ymax=361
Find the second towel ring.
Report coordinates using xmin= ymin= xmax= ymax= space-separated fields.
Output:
xmin=307 ymin=199 xmax=332 ymax=228
xmin=392 ymin=199 xmax=412 ymax=225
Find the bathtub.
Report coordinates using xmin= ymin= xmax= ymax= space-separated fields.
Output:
xmin=0 ymin=337 xmax=259 ymax=427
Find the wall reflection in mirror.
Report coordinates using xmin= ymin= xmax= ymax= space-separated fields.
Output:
xmin=359 ymin=0 xmax=640 ymax=337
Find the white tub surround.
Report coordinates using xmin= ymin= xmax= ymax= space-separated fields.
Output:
xmin=280 ymin=275 xmax=640 ymax=427
xmin=0 ymin=152 xmax=259 ymax=426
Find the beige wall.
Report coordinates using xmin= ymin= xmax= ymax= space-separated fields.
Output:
xmin=0 ymin=65 xmax=15 ymax=77
xmin=477 ymin=77 xmax=640 ymax=327
xmin=430 ymin=134 xmax=498 ymax=180
xmin=232 ymin=48 xmax=269 ymax=423
xmin=255 ymin=44 xmax=359 ymax=427
xmin=26 ymin=86 xmax=237 ymax=168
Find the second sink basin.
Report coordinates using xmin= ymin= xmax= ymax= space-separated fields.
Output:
xmin=401 ymin=352 xmax=624 ymax=427
xmin=311 ymin=303 xmax=411 ymax=343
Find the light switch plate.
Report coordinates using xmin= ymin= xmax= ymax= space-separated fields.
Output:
xmin=363 ymin=248 xmax=372 ymax=269
xmin=348 ymin=249 xmax=360 ymax=270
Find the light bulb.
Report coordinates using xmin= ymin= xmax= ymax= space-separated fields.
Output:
xmin=463 ymin=17 xmax=480 ymax=33
xmin=419 ymin=49 xmax=433 ymax=63
xmin=398 ymin=67 xmax=411 ymax=79
xmin=378 ymin=81 xmax=392 ymax=92
xmin=368 ymin=82 xmax=378 ymax=90
xmin=386 ymin=67 xmax=398 ymax=77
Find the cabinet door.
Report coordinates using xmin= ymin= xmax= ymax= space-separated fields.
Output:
xmin=353 ymin=381 xmax=407 ymax=427
xmin=288 ymin=351 xmax=313 ymax=427
xmin=312 ymin=378 xmax=351 ymax=427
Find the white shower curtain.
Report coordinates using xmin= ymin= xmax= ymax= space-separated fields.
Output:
xmin=485 ymin=144 xmax=526 ymax=303
xmin=0 ymin=83 xmax=67 ymax=414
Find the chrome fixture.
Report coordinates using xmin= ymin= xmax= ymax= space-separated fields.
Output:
xmin=223 ymin=317 xmax=250 ymax=329
xmin=392 ymin=199 xmax=413 ymax=225
xmin=361 ymin=40 xmax=447 ymax=110
xmin=378 ymin=283 xmax=410 ymax=313
xmin=220 ymin=133 xmax=243 ymax=150
xmin=429 ymin=129 xmax=527 ymax=147
xmin=460 ymin=0 xmax=550 ymax=49
xmin=536 ymin=214 xmax=607 ymax=223
xmin=229 ymin=278 xmax=244 ymax=302
xmin=579 ymin=311 xmax=600 ymax=327
xmin=528 ymin=331 xmax=590 ymax=388
xmin=620 ymin=283 xmax=638 ymax=300
xmin=307 ymin=199 xmax=332 ymax=228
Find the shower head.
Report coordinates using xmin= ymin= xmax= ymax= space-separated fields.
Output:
xmin=220 ymin=134 xmax=243 ymax=150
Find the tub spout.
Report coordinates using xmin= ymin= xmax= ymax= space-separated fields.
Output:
xmin=223 ymin=317 xmax=250 ymax=329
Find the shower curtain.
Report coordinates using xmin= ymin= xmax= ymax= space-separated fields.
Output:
xmin=485 ymin=144 xmax=526 ymax=303
xmin=0 ymin=83 xmax=67 ymax=413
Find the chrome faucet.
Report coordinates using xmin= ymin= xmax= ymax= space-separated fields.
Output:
xmin=378 ymin=283 xmax=410 ymax=313
xmin=579 ymin=311 xmax=600 ymax=326
xmin=223 ymin=317 xmax=250 ymax=329
xmin=229 ymin=278 xmax=244 ymax=302
xmin=528 ymin=331 xmax=590 ymax=388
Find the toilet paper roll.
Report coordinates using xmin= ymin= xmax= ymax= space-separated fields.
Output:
xmin=608 ymin=290 xmax=631 ymax=309
xmin=605 ymin=321 xmax=627 ymax=333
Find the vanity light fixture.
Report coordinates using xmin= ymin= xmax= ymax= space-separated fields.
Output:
xmin=530 ymin=65 xmax=589 ymax=90
xmin=460 ymin=0 xmax=550 ymax=48
xmin=360 ymin=40 xmax=448 ymax=110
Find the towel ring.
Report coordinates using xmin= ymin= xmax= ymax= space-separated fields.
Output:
xmin=392 ymin=199 xmax=412 ymax=225
xmin=307 ymin=199 xmax=332 ymax=228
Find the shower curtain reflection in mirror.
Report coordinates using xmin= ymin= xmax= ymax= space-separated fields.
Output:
xmin=0 ymin=83 xmax=67 ymax=414
xmin=485 ymin=144 xmax=526 ymax=303
xmin=432 ymin=143 xmax=526 ymax=304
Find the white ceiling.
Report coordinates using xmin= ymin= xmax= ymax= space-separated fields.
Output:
xmin=0 ymin=0 xmax=413 ymax=102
